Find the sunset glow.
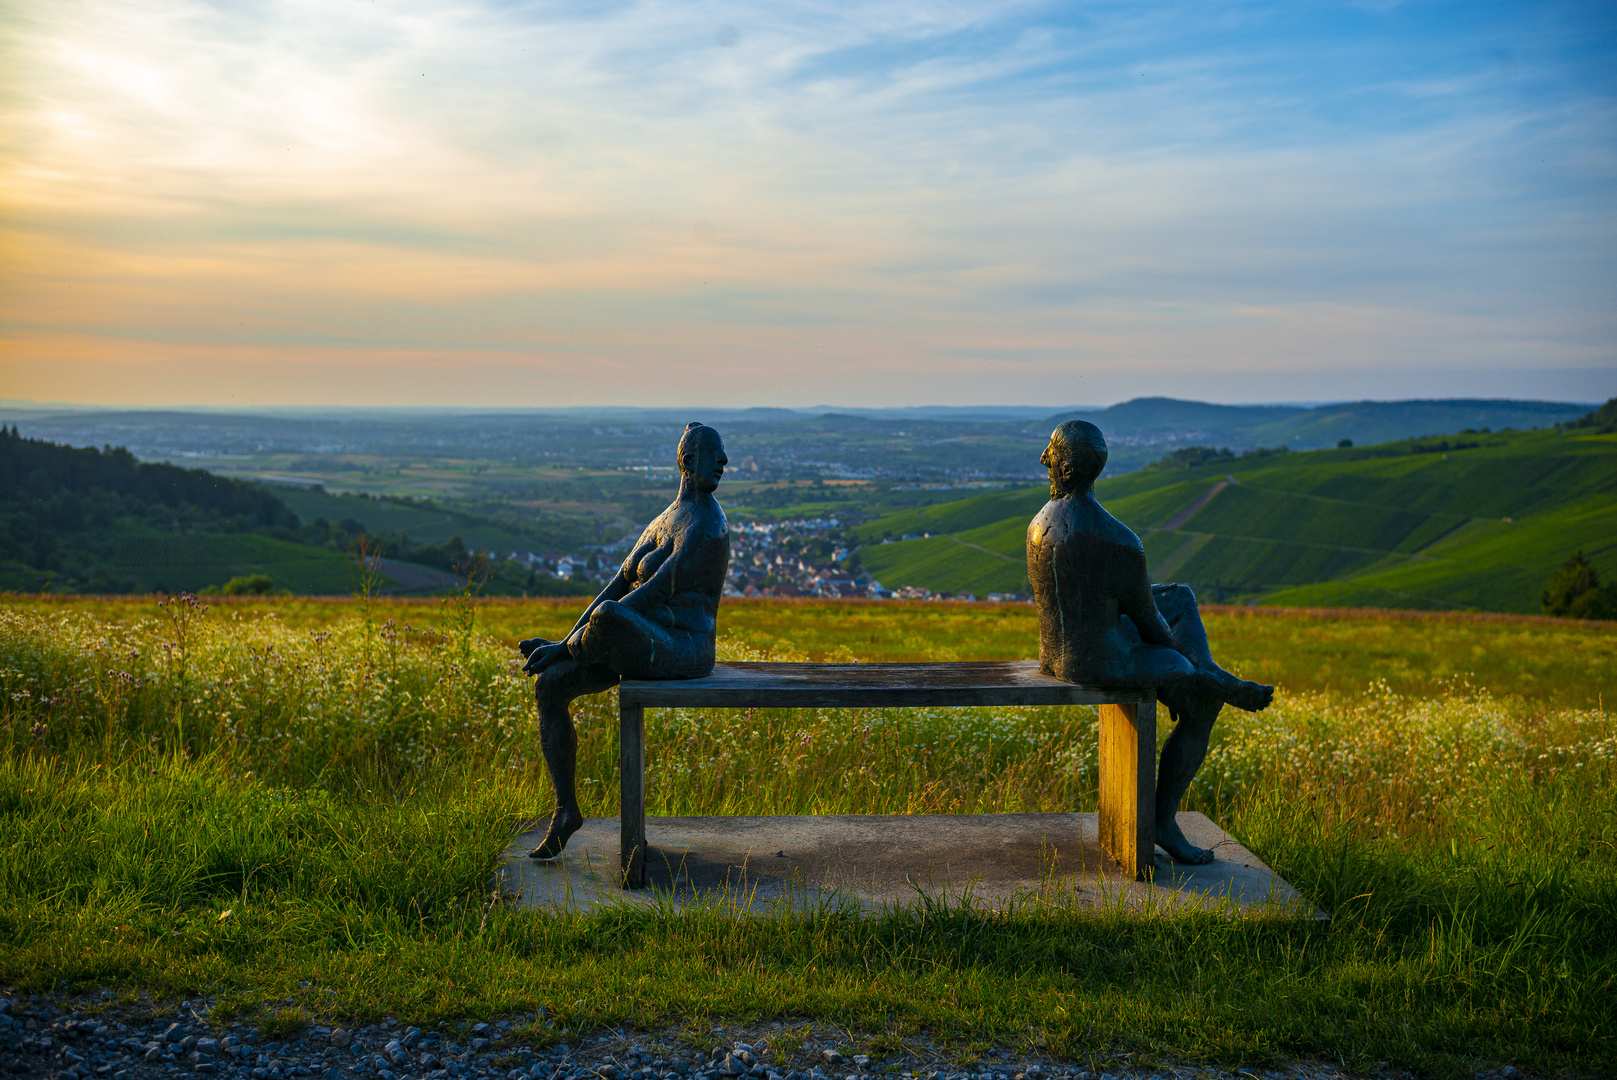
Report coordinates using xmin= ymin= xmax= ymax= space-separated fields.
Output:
xmin=2 ymin=0 xmax=1613 ymax=406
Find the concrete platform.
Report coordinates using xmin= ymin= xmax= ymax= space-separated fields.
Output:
xmin=496 ymin=812 xmax=1314 ymax=916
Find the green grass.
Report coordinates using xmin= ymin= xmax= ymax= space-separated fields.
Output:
xmin=103 ymin=530 xmax=357 ymax=594
xmin=846 ymin=430 xmax=1617 ymax=611
xmin=11 ymin=593 xmax=1615 ymax=705
xmin=0 ymin=597 xmax=1614 ymax=1074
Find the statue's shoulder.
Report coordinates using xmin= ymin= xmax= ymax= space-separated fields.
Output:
xmin=1093 ymin=500 xmax=1144 ymax=551
xmin=673 ymin=496 xmax=729 ymax=542
xmin=1031 ymin=496 xmax=1140 ymax=553
xmin=1030 ymin=496 xmax=1077 ymax=534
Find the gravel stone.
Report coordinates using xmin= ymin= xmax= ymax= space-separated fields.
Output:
xmin=0 ymin=990 xmax=1424 ymax=1080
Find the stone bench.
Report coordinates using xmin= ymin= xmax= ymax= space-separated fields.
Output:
xmin=614 ymin=660 xmax=1158 ymax=888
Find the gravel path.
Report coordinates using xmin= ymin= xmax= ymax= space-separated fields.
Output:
xmin=0 ymin=992 xmax=1520 ymax=1080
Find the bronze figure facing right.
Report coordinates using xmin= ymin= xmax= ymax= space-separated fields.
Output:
xmin=518 ymin=421 xmax=731 ymax=861
xmin=1028 ymin=419 xmax=1273 ymax=865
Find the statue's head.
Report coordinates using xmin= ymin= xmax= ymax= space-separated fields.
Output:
xmin=1041 ymin=420 xmax=1107 ymax=495
xmin=677 ymin=422 xmax=728 ymax=494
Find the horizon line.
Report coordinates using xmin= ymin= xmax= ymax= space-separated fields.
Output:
xmin=0 ymin=395 xmax=1602 ymax=417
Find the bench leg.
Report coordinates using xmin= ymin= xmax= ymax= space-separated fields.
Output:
xmin=1099 ymin=697 xmax=1157 ymax=880
xmin=619 ymin=702 xmax=646 ymax=889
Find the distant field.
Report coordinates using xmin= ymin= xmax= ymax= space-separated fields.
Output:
xmin=849 ymin=429 xmax=1617 ymax=612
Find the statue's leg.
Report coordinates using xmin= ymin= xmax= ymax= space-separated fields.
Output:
xmin=530 ymin=657 xmax=618 ymax=859
xmin=1152 ymin=681 xmax=1222 ymax=864
xmin=1151 ymin=584 xmax=1273 ymax=712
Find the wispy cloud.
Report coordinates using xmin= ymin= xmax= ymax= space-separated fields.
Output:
xmin=1 ymin=0 xmax=1612 ymax=405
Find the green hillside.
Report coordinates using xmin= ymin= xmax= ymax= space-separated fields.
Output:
xmin=270 ymin=485 xmax=537 ymax=553
xmin=103 ymin=530 xmax=356 ymax=594
xmin=849 ymin=428 xmax=1617 ymax=612
xmin=0 ymin=430 xmax=576 ymax=597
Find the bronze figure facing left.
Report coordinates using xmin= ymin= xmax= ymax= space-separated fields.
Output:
xmin=519 ymin=421 xmax=731 ymax=860
xmin=1028 ymin=419 xmax=1274 ymax=865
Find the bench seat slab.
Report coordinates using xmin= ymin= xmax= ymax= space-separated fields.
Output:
xmin=619 ymin=660 xmax=1154 ymax=709
xmin=615 ymin=661 xmax=1156 ymax=888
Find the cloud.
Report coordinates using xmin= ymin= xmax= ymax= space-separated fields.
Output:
xmin=1 ymin=0 xmax=1613 ymax=405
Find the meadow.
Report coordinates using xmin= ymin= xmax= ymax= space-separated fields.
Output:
xmin=1 ymin=594 xmax=1613 ymax=1077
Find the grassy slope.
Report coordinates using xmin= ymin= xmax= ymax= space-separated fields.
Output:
xmin=93 ymin=527 xmax=488 ymax=596
xmin=847 ymin=430 xmax=1617 ymax=611
xmin=102 ymin=530 xmax=356 ymax=593
xmin=1 ymin=598 xmax=1613 ymax=1076
xmin=271 ymin=486 xmax=537 ymax=552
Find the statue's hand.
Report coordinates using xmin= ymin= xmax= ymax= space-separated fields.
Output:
xmin=517 ymin=637 xmax=551 ymax=659
xmin=523 ymin=641 xmax=571 ymax=675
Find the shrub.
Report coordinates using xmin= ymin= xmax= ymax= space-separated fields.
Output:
xmin=220 ymin=573 xmax=275 ymax=596
xmin=1542 ymin=551 xmax=1617 ymax=620
xmin=1561 ymin=395 xmax=1617 ymax=434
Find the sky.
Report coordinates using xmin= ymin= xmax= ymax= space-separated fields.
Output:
xmin=1 ymin=0 xmax=1614 ymax=409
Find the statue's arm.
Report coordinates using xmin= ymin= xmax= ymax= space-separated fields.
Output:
xmin=1118 ymin=546 xmax=1175 ymax=647
xmin=522 ymin=543 xmax=648 ymax=672
xmin=616 ymin=534 xmax=682 ymax=613
xmin=569 ymin=566 xmax=633 ymax=631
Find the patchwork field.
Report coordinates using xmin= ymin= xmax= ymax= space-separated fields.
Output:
xmin=1 ymin=595 xmax=1612 ymax=1076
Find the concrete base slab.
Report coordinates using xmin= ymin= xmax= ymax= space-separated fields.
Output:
xmin=497 ymin=812 xmax=1314 ymax=916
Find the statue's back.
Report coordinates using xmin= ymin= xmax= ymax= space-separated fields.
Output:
xmin=1028 ymin=494 xmax=1148 ymax=683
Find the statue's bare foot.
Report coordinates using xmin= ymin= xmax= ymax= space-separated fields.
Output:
xmin=1156 ymin=819 xmax=1216 ymax=864
xmin=1221 ymin=676 xmax=1274 ymax=712
xmin=528 ymin=807 xmax=584 ymax=859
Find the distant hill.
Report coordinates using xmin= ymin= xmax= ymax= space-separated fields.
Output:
xmin=10 ymin=396 xmax=1595 ymax=490
xmin=1049 ymin=397 xmax=1302 ymax=433
xmin=851 ymin=424 xmax=1617 ymax=612
xmin=0 ymin=425 xmax=351 ymax=593
xmin=0 ymin=429 xmax=586 ymax=596
xmin=1045 ymin=397 xmax=1591 ymax=452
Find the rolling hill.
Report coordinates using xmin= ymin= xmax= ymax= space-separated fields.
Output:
xmin=1046 ymin=397 xmax=1589 ymax=452
xmin=850 ymin=427 xmax=1617 ymax=612
xmin=268 ymin=485 xmax=539 ymax=554
xmin=0 ymin=430 xmax=573 ymax=596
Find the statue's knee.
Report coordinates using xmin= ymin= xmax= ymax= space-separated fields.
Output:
xmin=590 ymin=600 xmax=628 ymax=625
xmin=1157 ymin=582 xmax=1196 ymax=604
xmin=1154 ymin=582 xmax=1199 ymax=622
xmin=535 ymin=665 xmax=571 ymax=708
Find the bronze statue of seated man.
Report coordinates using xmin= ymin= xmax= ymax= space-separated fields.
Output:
xmin=1028 ymin=419 xmax=1273 ymax=865
xmin=518 ymin=422 xmax=731 ymax=860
